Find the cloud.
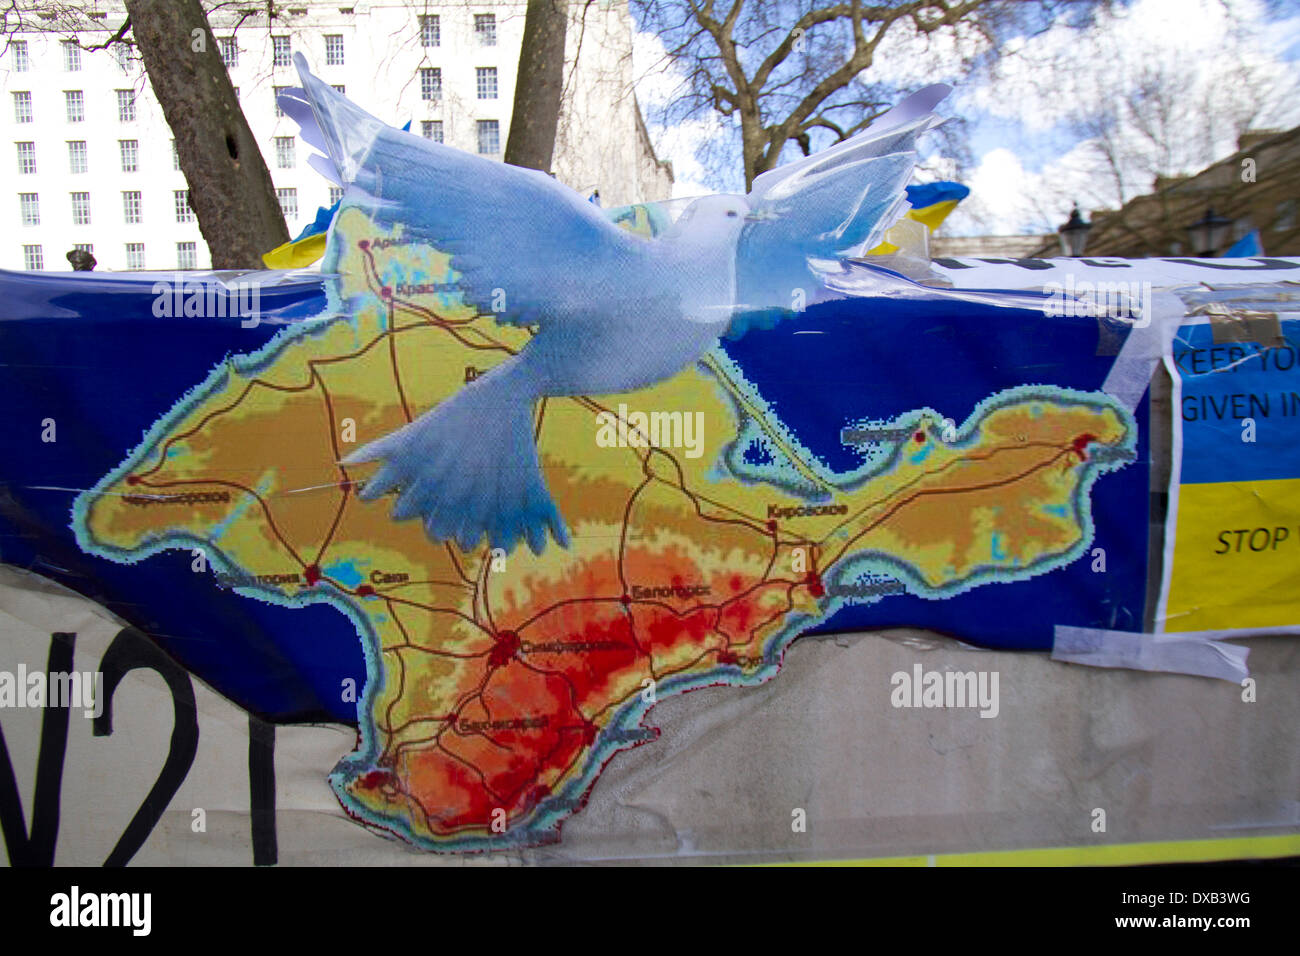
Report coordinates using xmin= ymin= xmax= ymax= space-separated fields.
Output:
xmin=632 ymin=29 xmax=732 ymax=198
xmin=944 ymin=142 xmax=1104 ymax=237
xmin=950 ymin=0 xmax=1300 ymax=233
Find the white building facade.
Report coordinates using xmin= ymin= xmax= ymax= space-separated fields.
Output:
xmin=1 ymin=1 xmax=672 ymax=271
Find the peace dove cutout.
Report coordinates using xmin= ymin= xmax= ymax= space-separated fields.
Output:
xmin=281 ymin=54 xmax=949 ymax=555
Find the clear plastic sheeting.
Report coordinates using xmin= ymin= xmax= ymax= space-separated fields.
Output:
xmin=0 ymin=266 xmax=329 ymax=323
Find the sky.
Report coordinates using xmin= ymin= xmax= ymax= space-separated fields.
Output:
xmin=632 ymin=0 xmax=1300 ymax=237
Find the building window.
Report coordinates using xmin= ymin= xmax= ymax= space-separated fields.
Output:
xmin=119 ymin=139 xmax=138 ymax=172
xmin=113 ymin=44 xmax=130 ymax=70
xmin=274 ymin=85 xmax=289 ymax=117
xmin=177 ymin=241 xmax=197 ymax=269
xmin=419 ymin=14 xmax=440 ymax=47
xmin=329 ymin=185 xmax=345 ymax=206
xmin=277 ymin=187 xmax=298 ymax=219
xmin=23 ymin=244 xmax=42 ymax=270
xmin=175 ymin=189 xmax=195 ymax=223
xmin=19 ymin=192 xmax=39 ymax=226
xmin=475 ymin=14 xmax=497 ymax=46
xmin=12 ymin=40 xmax=29 ymax=72
xmin=421 ymin=120 xmax=444 ymax=143
xmin=68 ymin=140 xmax=88 ymax=174
xmin=172 ymin=139 xmax=180 ymax=170
xmin=66 ymin=90 xmax=85 ymax=123
xmin=125 ymin=242 xmax=145 ymax=270
xmin=116 ymin=89 xmax=135 ymax=122
xmin=73 ymin=242 xmax=92 ymax=255
xmin=122 ymin=190 xmax=142 ymax=224
xmin=71 ymin=191 xmax=91 ymax=226
xmin=1275 ymin=199 xmax=1297 ymax=232
xmin=420 ymin=67 xmax=442 ymax=102
xmin=274 ymin=136 xmax=295 ymax=168
xmin=13 ymin=91 xmax=32 ymax=123
xmin=63 ymin=39 xmax=81 ymax=72
xmin=16 ymin=142 xmax=35 ymax=175
xmin=325 ymin=34 xmax=344 ymax=65
xmin=332 ymin=83 xmax=345 ymax=94
xmin=476 ymin=119 xmax=499 ymax=155
xmin=476 ymin=66 xmax=498 ymax=100
xmin=272 ymin=35 xmax=291 ymax=67
xmin=219 ymin=37 xmax=238 ymax=68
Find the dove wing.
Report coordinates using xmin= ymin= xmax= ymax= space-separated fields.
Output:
xmin=746 ymin=85 xmax=951 ymax=256
xmin=747 ymin=83 xmax=951 ymax=207
xmin=286 ymin=55 xmax=646 ymax=328
xmin=352 ymin=128 xmax=648 ymax=326
xmin=726 ymin=85 xmax=950 ymax=340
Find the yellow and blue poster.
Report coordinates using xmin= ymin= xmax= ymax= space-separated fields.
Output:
xmin=1161 ymin=316 xmax=1300 ymax=632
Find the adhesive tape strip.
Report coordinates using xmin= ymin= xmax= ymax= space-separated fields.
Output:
xmin=1052 ymin=625 xmax=1252 ymax=682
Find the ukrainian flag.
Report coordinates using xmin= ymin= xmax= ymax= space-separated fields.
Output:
xmin=868 ymin=181 xmax=969 ymax=254
xmin=262 ymin=202 xmax=334 ymax=270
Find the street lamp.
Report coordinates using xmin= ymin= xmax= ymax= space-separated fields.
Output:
xmin=1057 ymin=205 xmax=1091 ymax=257
xmin=1186 ymin=207 xmax=1233 ymax=257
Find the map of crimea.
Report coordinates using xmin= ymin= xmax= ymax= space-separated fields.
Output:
xmin=73 ymin=206 xmax=1135 ymax=851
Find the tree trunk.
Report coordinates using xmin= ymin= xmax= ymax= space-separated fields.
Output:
xmin=124 ymin=0 xmax=289 ymax=269
xmin=504 ymin=0 xmax=569 ymax=173
xmin=741 ymin=117 xmax=767 ymax=192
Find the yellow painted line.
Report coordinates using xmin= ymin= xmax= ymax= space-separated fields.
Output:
xmin=771 ymin=834 xmax=1300 ymax=866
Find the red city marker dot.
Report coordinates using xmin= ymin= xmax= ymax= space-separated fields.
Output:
xmin=582 ymin=722 xmax=598 ymax=745
xmin=766 ymin=519 xmax=778 ymax=532
xmin=806 ymin=573 xmax=825 ymax=598
xmin=914 ymin=430 xmax=926 ymax=443
xmin=126 ymin=475 xmax=141 ymax=485
xmin=357 ymin=239 xmax=370 ymax=251
xmin=380 ymin=286 xmax=393 ymax=299
xmin=357 ymin=769 xmax=392 ymax=789
xmin=488 ymin=629 xmax=521 ymax=668
xmin=356 ymin=584 xmax=376 ymax=597
xmin=717 ymin=650 xmax=739 ymax=666
xmin=303 ymin=564 xmax=322 ymax=585
xmin=1072 ymin=433 xmax=1097 ymax=462
xmin=619 ymin=593 xmax=631 ymax=606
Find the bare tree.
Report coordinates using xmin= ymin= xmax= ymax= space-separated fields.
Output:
xmin=998 ymin=1 xmax=1300 ymax=243
xmin=633 ymin=0 xmax=1098 ymax=190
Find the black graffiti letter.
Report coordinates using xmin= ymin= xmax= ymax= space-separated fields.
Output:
xmin=0 ymin=632 xmax=76 ymax=866
xmin=95 ymin=626 xmax=199 ymax=866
